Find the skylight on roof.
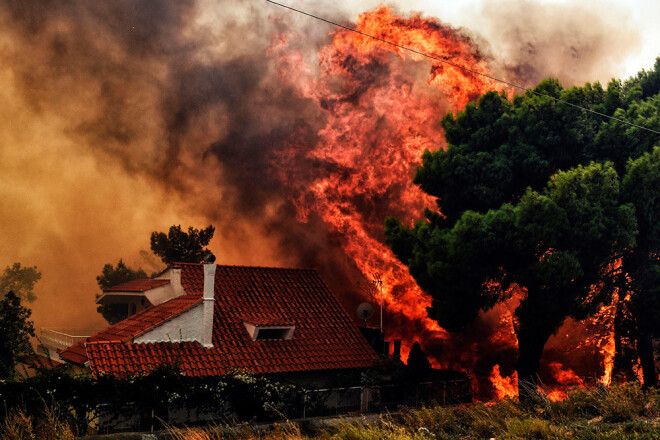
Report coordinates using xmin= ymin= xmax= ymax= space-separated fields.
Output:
xmin=243 ymin=322 xmax=295 ymax=341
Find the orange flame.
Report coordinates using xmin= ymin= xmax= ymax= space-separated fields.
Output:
xmin=270 ymin=6 xmax=499 ymax=365
xmin=596 ymin=269 xmax=622 ymax=386
xmin=490 ymin=364 xmax=518 ymax=400
xmin=545 ymin=361 xmax=585 ymax=401
xmin=269 ymin=7 xmax=629 ymax=397
xmin=600 ymin=316 xmax=616 ymax=387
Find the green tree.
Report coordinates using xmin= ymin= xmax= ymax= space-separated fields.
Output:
xmin=0 ymin=291 xmax=35 ymax=379
xmin=624 ymin=57 xmax=660 ymax=101
xmin=414 ymin=80 xmax=609 ymax=227
xmin=0 ymin=263 xmax=41 ymax=302
xmin=96 ymin=259 xmax=147 ymax=290
xmin=620 ymin=147 xmax=660 ymax=388
xmin=150 ymin=225 xmax=215 ymax=265
xmin=96 ymin=260 xmax=147 ymax=324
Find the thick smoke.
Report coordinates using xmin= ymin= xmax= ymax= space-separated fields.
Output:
xmin=0 ymin=0 xmax=643 ymax=393
xmin=0 ymin=0 xmax=349 ymax=328
xmin=470 ymin=0 xmax=641 ymax=87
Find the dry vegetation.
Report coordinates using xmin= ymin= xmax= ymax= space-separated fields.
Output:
xmin=4 ymin=383 xmax=660 ymax=439
xmin=167 ymin=383 xmax=660 ymax=440
xmin=1 ymin=405 xmax=76 ymax=440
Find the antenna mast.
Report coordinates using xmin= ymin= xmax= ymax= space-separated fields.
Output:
xmin=372 ymin=274 xmax=383 ymax=334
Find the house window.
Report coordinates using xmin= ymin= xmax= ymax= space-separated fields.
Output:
xmin=243 ymin=322 xmax=295 ymax=341
xmin=255 ymin=327 xmax=292 ymax=340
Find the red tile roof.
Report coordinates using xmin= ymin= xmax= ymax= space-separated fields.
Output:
xmin=60 ymin=294 xmax=200 ymax=364
xmin=19 ymin=354 xmax=63 ymax=370
xmin=85 ymin=341 xmax=224 ymax=377
xmin=103 ymin=278 xmax=170 ymax=292
xmin=59 ymin=342 xmax=89 ymax=365
xmin=67 ymin=264 xmax=378 ymax=377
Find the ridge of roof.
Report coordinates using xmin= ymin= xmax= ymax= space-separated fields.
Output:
xmin=103 ymin=278 xmax=170 ymax=293
xmin=171 ymin=262 xmax=319 ymax=271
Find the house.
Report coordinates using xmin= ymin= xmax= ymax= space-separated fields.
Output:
xmin=96 ymin=278 xmax=174 ymax=318
xmin=59 ymin=262 xmax=378 ymax=383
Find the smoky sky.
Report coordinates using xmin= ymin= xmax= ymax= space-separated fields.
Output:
xmin=0 ymin=0 xmax=642 ymax=354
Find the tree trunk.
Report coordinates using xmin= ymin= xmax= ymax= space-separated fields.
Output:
xmin=516 ymin=322 xmax=557 ymax=399
xmin=515 ymin=291 xmax=566 ymax=400
xmin=637 ymin=331 xmax=657 ymax=388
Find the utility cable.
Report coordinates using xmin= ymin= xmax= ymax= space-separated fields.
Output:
xmin=265 ymin=0 xmax=660 ymax=136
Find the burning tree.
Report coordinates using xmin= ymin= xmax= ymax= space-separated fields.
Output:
xmin=386 ymin=75 xmax=660 ymax=396
xmin=620 ymin=147 xmax=660 ymax=388
xmin=387 ymin=161 xmax=636 ymax=395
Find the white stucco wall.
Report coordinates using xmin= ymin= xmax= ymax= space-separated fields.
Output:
xmin=145 ymin=284 xmax=180 ymax=306
xmin=154 ymin=267 xmax=185 ymax=298
xmin=134 ymin=303 xmax=204 ymax=344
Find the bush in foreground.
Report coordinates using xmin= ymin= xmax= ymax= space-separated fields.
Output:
xmin=169 ymin=383 xmax=660 ymax=440
xmin=3 ymin=382 xmax=660 ymax=439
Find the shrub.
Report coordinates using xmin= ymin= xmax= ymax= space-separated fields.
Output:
xmin=1 ymin=406 xmax=76 ymax=440
xmin=599 ymin=383 xmax=651 ymax=422
xmin=502 ymin=417 xmax=555 ymax=440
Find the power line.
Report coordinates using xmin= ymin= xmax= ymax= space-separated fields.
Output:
xmin=265 ymin=0 xmax=660 ymax=136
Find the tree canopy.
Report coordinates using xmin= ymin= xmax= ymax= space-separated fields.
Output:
xmin=150 ymin=225 xmax=215 ymax=265
xmin=0 ymin=263 xmax=41 ymax=303
xmin=0 ymin=291 xmax=35 ymax=379
xmin=96 ymin=259 xmax=147 ymax=290
xmin=386 ymin=59 xmax=660 ymax=395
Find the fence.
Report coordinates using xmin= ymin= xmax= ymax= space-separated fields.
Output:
xmin=91 ymin=379 xmax=472 ymax=433
xmin=286 ymin=379 xmax=472 ymax=420
xmin=1 ymin=370 xmax=472 ymax=434
xmin=39 ymin=328 xmax=100 ymax=351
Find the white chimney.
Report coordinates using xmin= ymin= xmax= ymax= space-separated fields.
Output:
xmin=201 ymin=263 xmax=216 ymax=347
xmin=169 ymin=267 xmax=184 ymax=297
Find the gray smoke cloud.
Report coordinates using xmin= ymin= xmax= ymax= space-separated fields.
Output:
xmin=470 ymin=0 xmax=641 ymax=87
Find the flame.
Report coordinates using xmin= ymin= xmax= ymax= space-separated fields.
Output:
xmin=489 ymin=364 xmax=518 ymax=400
xmin=270 ymin=7 xmax=500 ymax=364
xmin=596 ymin=268 xmax=622 ymax=386
xmin=599 ymin=317 xmax=616 ymax=387
xmin=545 ymin=361 xmax=585 ymax=401
xmin=546 ymin=390 xmax=566 ymax=401
xmin=269 ymin=7 xmax=633 ymax=396
xmin=632 ymin=362 xmax=644 ymax=385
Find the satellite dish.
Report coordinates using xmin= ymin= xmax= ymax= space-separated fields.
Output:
xmin=357 ymin=302 xmax=375 ymax=324
xmin=203 ymin=253 xmax=216 ymax=264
